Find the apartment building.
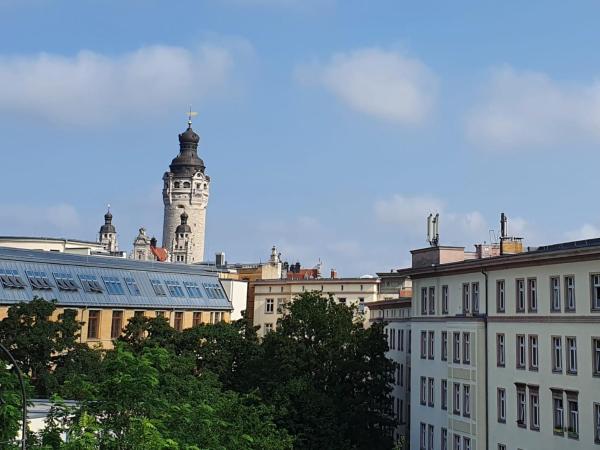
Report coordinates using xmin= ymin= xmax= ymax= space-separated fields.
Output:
xmin=0 ymin=246 xmax=232 ymax=348
xmin=370 ymin=296 xmax=412 ymax=444
xmin=252 ymin=276 xmax=379 ymax=335
xmin=398 ymin=239 xmax=600 ymax=450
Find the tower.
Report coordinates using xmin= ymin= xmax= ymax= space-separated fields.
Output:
xmin=98 ymin=206 xmax=118 ymax=253
xmin=171 ymin=212 xmax=193 ymax=264
xmin=162 ymin=116 xmax=210 ymax=263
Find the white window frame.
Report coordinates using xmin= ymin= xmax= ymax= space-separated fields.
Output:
xmin=551 ymin=276 xmax=561 ymax=312
xmin=496 ymin=279 xmax=505 ymax=313
xmin=497 ymin=388 xmax=506 ymax=423
xmin=552 ymin=336 xmax=563 ymax=372
xmin=497 ymin=333 xmax=505 ymax=367
xmin=565 ymin=275 xmax=576 ymax=311
xmin=567 ymin=336 xmax=577 ymax=374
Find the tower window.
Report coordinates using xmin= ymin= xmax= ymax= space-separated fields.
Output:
xmin=196 ymin=183 xmax=201 ymax=189
xmin=183 ymin=181 xmax=190 ymax=188
xmin=174 ymin=182 xmax=181 ymax=188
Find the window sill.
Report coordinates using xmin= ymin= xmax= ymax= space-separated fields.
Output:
xmin=567 ymin=432 xmax=579 ymax=440
xmin=516 ymin=421 xmax=526 ymax=428
xmin=553 ymin=428 xmax=564 ymax=436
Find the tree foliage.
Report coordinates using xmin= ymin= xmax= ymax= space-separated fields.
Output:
xmin=0 ymin=293 xmax=396 ymax=449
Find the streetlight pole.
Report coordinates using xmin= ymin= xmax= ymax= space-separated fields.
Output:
xmin=0 ymin=343 xmax=26 ymax=450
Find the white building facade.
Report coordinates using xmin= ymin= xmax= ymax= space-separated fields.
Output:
xmin=402 ymin=241 xmax=600 ymax=450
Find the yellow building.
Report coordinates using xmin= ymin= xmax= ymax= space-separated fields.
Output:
xmin=0 ymin=246 xmax=232 ymax=348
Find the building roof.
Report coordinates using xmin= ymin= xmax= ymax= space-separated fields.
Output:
xmin=150 ymin=246 xmax=168 ymax=262
xmin=169 ymin=123 xmax=205 ymax=177
xmin=395 ymin=238 xmax=600 ymax=278
xmin=0 ymin=247 xmax=231 ymax=310
xmin=253 ymin=277 xmax=380 ymax=285
xmin=0 ymin=236 xmax=102 ymax=247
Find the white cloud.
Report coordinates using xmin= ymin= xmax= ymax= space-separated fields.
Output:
xmin=566 ymin=223 xmax=600 ymax=241
xmin=374 ymin=193 xmax=537 ymax=247
xmin=296 ymin=48 xmax=437 ymax=125
xmin=0 ymin=203 xmax=81 ymax=236
xmin=0 ymin=42 xmax=248 ymax=126
xmin=466 ymin=66 xmax=600 ymax=149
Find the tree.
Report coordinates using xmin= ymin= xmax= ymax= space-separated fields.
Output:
xmin=0 ymin=298 xmax=81 ymax=396
xmin=256 ymin=291 xmax=395 ymax=450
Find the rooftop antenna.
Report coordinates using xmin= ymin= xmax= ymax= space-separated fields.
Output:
xmin=187 ymin=105 xmax=198 ymax=127
xmin=427 ymin=213 xmax=440 ymax=247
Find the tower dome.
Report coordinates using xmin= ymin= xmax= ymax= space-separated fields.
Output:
xmin=169 ymin=121 xmax=205 ymax=177
xmin=175 ymin=211 xmax=192 ymax=234
xmin=99 ymin=207 xmax=116 ymax=234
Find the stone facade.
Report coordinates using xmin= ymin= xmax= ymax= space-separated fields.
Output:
xmin=162 ymin=120 xmax=210 ymax=263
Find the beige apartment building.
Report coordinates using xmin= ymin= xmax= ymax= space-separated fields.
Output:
xmin=398 ymin=238 xmax=600 ymax=450
xmin=252 ymin=276 xmax=379 ymax=335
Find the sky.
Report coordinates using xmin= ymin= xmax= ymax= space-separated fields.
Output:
xmin=1 ymin=0 xmax=600 ymax=275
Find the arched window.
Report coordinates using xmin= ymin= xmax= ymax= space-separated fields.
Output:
xmin=174 ymin=182 xmax=181 ymax=188
xmin=183 ymin=181 xmax=191 ymax=188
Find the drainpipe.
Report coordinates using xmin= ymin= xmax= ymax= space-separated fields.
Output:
xmin=481 ymin=268 xmax=489 ymax=450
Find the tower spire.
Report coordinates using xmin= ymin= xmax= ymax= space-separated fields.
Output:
xmin=187 ymin=106 xmax=198 ymax=128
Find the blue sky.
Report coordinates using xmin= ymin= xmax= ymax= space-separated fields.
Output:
xmin=1 ymin=0 xmax=600 ymax=275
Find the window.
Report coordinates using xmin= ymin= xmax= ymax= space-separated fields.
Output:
xmin=441 ymin=379 xmax=448 ymax=410
xmin=399 ymin=329 xmax=404 ymax=351
xmin=441 ymin=331 xmax=448 ymax=361
xmin=79 ymin=274 xmax=103 ymax=293
xmin=516 ymin=385 xmax=527 ymax=427
xmin=496 ymin=280 xmax=505 ymax=313
xmin=497 ymin=334 xmax=505 ymax=367
xmin=463 ymin=384 xmax=471 ymax=417
xmin=150 ymin=279 xmax=167 ymax=296
xmin=124 ymin=277 xmax=141 ymax=296
xmin=527 ymin=278 xmax=537 ymax=312
xmin=462 ymin=283 xmax=470 ymax=314
xmin=164 ymin=281 xmax=185 ymax=297
xmin=567 ymin=337 xmax=577 ymax=374
xmin=103 ymin=276 xmax=125 ymax=295
xmin=462 ymin=332 xmax=471 ymax=365
xmin=442 ymin=285 xmax=449 ymax=314
xmin=567 ymin=394 xmax=579 ymax=438
xmin=172 ymin=311 xmax=183 ymax=331
xmin=428 ymin=425 xmax=434 ymax=450
xmin=408 ymin=330 xmax=411 ymax=354
xmin=421 ymin=331 xmax=427 ymax=359
xmin=428 ymin=331 xmax=435 ymax=359
xmin=184 ymin=281 xmax=203 ymax=297
xmin=498 ymin=445 xmax=506 ymax=450
xmin=593 ymin=338 xmax=600 ymax=376
xmin=553 ymin=391 xmax=564 ymax=434
xmin=400 ymin=364 xmax=404 ymax=386
xmin=428 ymin=287 xmax=435 ymax=314
xmin=516 ymin=279 xmax=525 ymax=312
xmin=0 ymin=269 xmax=27 ymax=289
xmin=110 ymin=310 xmax=123 ymax=339
xmin=552 ymin=336 xmax=563 ymax=372
xmin=420 ymin=423 xmax=426 ymax=450
xmin=529 ymin=387 xmax=539 ymax=431
xmin=472 ymin=282 xmax=479 ymax=313
xmin=156 ymin=311 xmax=166 ymax=318
xmin=550 ymin=276 xmax=561 ymax=312
xmin=593 ymin=402 xmax=600 ymax=443
xmin=497 ymin=388 xmax=506 ymax=423
xmin=453 ymin=332 xmax=461 ymax=363
xmin=453 ymin=383 xmax=461 ymax=414
xmin=265 ymin=298 xmax=274 ymax=314
xmin=516 ymin=334 xmax=526 ymax=369
xmin=263 ymin=323 xmax=273 ymax=335
xmin=453 ymin=434 xmax=461 ymax=450
xmin=592 ymin=274 xmax=600 ymax=311
xmin=420 ymin=377 xmax=427 ymax=405
xmin=428 ymin=378 xmax=435 ymax=407
xmin=421 ymin=287 xmax=428 ymax=315
xmin=463 ymin=437 xmax=471 ymax=450
xmin=529 ymin=335 xmax=539 ymax=370
xmin=192 ymin=311 xmax=202 ymax=327
xmin=26 ymin=270 xmax=53 ymax=290
xmin=277 ymin=298 xmax=286 ymax=314
xmin=565 ymin=275 xmax=576 ymax=311
xmin=441 ymin=428 xmax=447 ymax=450
xmin=87 ymin=310 xmax=100 ymax=339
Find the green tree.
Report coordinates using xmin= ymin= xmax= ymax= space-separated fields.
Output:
xmin=257 ymin=291 xmax=395 ymax=450
xmin=0 ymin=298 xmax=81 ymax=396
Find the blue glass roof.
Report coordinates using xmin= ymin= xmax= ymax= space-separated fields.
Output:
xmin=0 ymin=247 xmax=232 ymax=310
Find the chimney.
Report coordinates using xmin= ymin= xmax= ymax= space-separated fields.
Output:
xmin=330 ymin=268 xmax=337 ymax=279
xmin=150 ymin=237 xmax=157 ymax=248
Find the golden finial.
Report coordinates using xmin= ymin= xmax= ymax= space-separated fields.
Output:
xmin=187 ymin=105 xmax=198 ymax=127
